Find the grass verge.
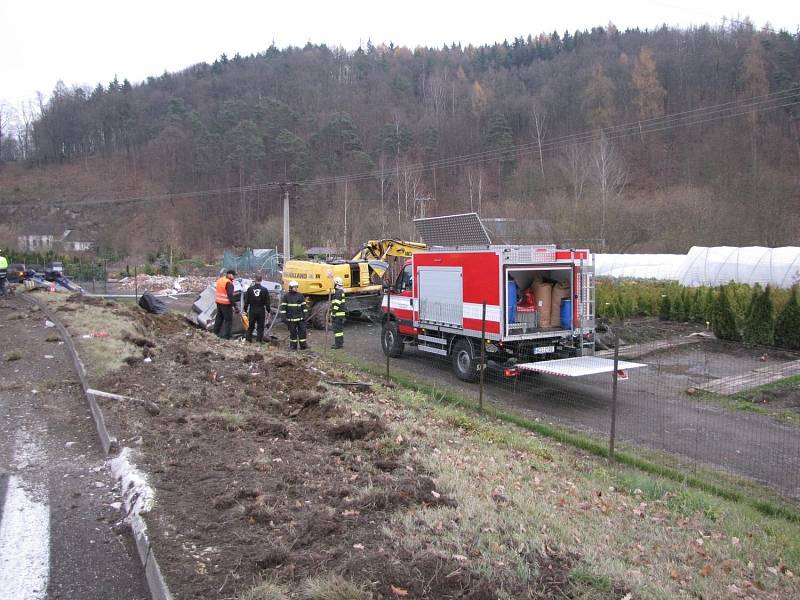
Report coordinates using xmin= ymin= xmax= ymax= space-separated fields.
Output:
xmin=332 ymin=353 xmax=800 ymax=525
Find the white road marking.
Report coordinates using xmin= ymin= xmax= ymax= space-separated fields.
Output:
xmin=0 ymin=429 xmax=50 ymax=600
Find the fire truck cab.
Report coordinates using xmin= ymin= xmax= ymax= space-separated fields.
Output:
xmin=381 ymin=214 xmax=644 ymax=383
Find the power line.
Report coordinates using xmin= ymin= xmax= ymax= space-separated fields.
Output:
xmin=300 ymin=87 xmax=800 ymax=186
xmin=4 ymin=86 xmax=799 ymax=209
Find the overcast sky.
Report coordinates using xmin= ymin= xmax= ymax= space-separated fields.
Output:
xmin=1 ymin=1 xmax=797 ymax=111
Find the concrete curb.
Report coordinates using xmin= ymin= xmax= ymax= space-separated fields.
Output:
xmin=131 ymin=515 xmax=173 ymax=600
xmin=21 ymin=293 xmax=174 ymax=600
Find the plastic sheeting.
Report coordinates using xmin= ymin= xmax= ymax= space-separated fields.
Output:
xmin=594 ymin=247 xmax=800 ymax=288
xmin=678 ymin=246 xmax=800 ymax=288
xmin=222 ymin=249 xmax=279 ymax=275
xmin=594 ymin=254 xmax=685 ymax=280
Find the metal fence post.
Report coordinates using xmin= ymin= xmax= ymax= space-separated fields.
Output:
xmin=134 ymin=266 xmax=139 ymax=303
xmin=609 ymin=332 xmax=620 ymax=462
xmin=479 ymin=301 xmax=486 ymax=412
xmin=385 ymin=291 xmax=391 ymax=382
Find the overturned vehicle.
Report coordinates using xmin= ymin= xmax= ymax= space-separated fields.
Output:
xmin=185 ymin=278 xmax=282 ymax=336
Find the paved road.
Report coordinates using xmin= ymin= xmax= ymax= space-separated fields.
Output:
xmin=338 ymin=320 xmax=800 ymax=499
xmin=0 ymin=296 xmax=148 ymax=600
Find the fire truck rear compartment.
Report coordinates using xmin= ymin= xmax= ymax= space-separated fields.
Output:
xmin=504 ymin=266 xmax=573 ymax=339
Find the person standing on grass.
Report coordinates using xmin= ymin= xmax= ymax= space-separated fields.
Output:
xmin=244 ymin=275 xmax=270 ymax=343
xmin=279 ymin=280 xmax=308 ymax=350
xmin=213 ymin=270 xmax=239 ymax=339
xmin=0 ymin=250 xmax=7 ymax=297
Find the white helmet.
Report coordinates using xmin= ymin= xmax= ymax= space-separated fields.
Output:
xmin=288 ymin=280 xmax=299 ymax=289
xmin=333 ymin=276 xmax=343 ymax=286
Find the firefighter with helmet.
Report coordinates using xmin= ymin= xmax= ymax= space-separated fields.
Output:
xmin=330 ymin=276 xmax=346 ymax=349
xmin=280 ymin=280 xmax=308 ymax=350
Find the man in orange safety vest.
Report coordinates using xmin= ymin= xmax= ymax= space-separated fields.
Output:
xmin=213 ymin=270 xmax=239 ymax=339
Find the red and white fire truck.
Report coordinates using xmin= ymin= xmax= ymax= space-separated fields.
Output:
xmin=381 ymin=214 xmax=643 ymax=382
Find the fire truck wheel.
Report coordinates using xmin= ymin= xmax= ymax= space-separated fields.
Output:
xmin=452 ymin=338 xmax=478 ymax=382
xmin=381 ymin=320 xmax=404 ymax=357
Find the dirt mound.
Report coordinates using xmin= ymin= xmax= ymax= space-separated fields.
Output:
xmin=343 ymin=548 xmax=497 ymax=599
xmin=66 ymin=293 xmax=107 ymax=307
xmin=358 ymin=475 xmax=457 ymax=511
xmin=89 ymin=310 xmax=525 ymax=599
xmin=122 ymin=331 xmax=156 ymax=348
xmin=751 ymin=387 xmax=800 ymax=410
xmin=328 ymin=418 xmax=385 ymax=440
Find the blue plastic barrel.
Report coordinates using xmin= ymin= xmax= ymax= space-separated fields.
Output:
xmin=560 ymin=299 xmax=572 ymax=330
xmin=507 ymin=279 xmax=518 ymax=324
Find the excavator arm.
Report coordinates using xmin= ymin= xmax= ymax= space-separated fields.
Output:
xmin=354 ymin=239 xmax=427 ymax=262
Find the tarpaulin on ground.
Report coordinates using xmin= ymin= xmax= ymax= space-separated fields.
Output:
xmin=138 ymin=291 xmax=168 ymax=314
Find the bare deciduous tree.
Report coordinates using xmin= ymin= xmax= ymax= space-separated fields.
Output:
xmin=466 ymin=165 xmax=484 ymax=215
xmin=591 ymin=134 xmax=627 ymax=240
xmin=531 ymin=100 xmax=548 ymax=178
xmin=559 ymin=143 xmax=591 ymax=232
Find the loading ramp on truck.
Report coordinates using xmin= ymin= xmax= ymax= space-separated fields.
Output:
xmin=516 ymin=356 xmax=646 ymax=377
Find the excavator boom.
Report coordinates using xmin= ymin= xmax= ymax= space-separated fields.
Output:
xmin=355 ymin=240 xmax=427 ymax=262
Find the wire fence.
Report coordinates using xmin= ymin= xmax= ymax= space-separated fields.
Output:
xmin=61 ymin=275 xmax=800 ymax=502
xmin=310 ymin=313 xmax=800 ymax=502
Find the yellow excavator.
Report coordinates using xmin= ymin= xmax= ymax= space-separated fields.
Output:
xmin=282 ymin=239 xmax=426 ymax=328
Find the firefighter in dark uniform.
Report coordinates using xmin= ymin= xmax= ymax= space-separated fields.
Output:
xmin=244 ymin=275 xmax=271 ymax=343
xmin=280 ymin=280 xmax=308 ymax=350
xmin=330 ymin=276 xmax=346 ymax=349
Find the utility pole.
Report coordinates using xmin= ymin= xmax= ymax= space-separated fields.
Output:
xmin=282 ymin=185 xmax=290 ymax=262
xmin=343 ymin=179 xmax=349 ymax=253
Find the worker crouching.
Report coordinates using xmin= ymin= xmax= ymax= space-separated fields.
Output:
xmin=280 ymin=280 xmax=308 ymax=350
xmin=244 ymin=275 xmax=271 ymax=343
xmin=331 ymin=276 xmax=345 ymax=349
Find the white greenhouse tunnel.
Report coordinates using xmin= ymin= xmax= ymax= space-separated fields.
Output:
xmin=594 ymin=246 xmax=800 ymax=288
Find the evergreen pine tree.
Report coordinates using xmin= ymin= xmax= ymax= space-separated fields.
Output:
xmin=670 ymin=294 xmax=684 ymax=322
xmin=690 ymin=288 xmax=705 ymax=323
xmin=659 ymin=294 xmax=671 ymax=321
xmin=703 ymin=287 xmax=715 ymax=324
xmin=681 ymin=289 xmax=694 ymax=321
xmin=775 ymin=286 xmax=800 ymax=350
xmin=743 ymin=285 xmax=775 ymax=346
xmin=712 ymin=286 xmax=741 ymax=341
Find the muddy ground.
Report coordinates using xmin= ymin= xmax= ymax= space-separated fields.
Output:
xmin=38 ymin=294 xmax=800 ymax=600
xmin=77 ymin=300 xmax=535 ymax=599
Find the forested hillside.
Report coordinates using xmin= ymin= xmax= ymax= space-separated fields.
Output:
xmin=1 ymin=21 xmax=799 ymax=257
